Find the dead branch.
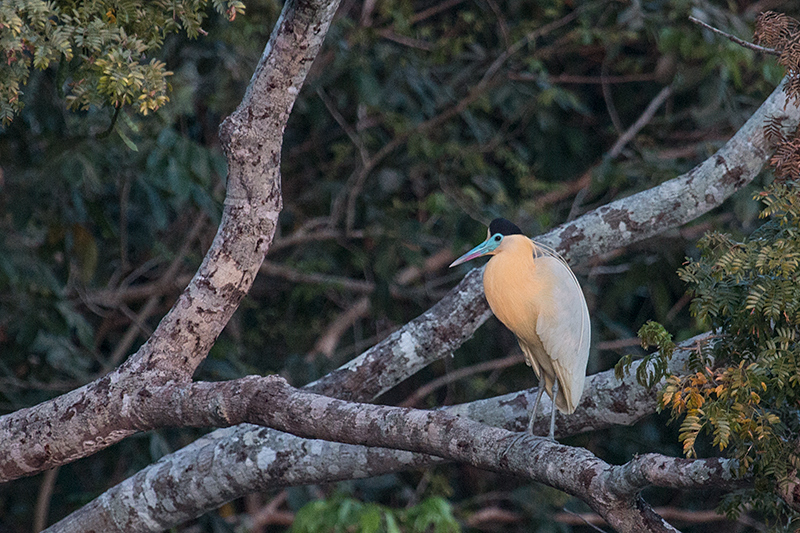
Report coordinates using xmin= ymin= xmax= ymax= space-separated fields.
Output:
xmin=608 ymin=85 xmax=673 ymax=158
xmin=689 ymin=16 xmax=780 ymax=56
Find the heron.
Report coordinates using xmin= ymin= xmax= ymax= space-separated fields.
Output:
xmin=450 ymin=218 xmax=590 ymax=439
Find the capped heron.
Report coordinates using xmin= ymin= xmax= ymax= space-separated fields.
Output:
xmin=450 ymin=218 xmax=590 ymax=438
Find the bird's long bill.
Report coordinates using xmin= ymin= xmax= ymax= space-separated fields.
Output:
xmin=449 ymin=239 xmax=494 ymax=268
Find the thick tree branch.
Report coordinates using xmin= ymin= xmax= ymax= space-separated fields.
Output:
xmin=0 ymin=0 xmax=342 ymax=483
xmin=48 ymin=334 xmax=722 ymax=532
xmin=49 ymin=373 xmax=744 ymax=533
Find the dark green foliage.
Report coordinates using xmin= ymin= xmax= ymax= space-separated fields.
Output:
xmin=656 ymin=181 xmax=800 ymax=524
xmin=0 ymin=0 xmax=245 ymax=123
xmin=291 ymin=494 xmax=459 ymax=533
xmin=615 ymin=320 xmax=676 ymax=388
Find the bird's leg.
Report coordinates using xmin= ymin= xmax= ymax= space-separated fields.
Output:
xmin=501 ymin=384 xmax=546 ymax=460
xmin=526 ymin=383 xmax=546 ymax=434
xmin=549 ymin=380 xmax=559 ymax=440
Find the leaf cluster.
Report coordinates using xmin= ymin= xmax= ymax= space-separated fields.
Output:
xmin=291 ymin=495 xmax=459 ymax=533
xmin=659 ymin=181 xmax=800 ymax=520
xmin=755 ymin=12 xmax=800 ymax=105
xmin=615 ymin=320 xmax=676 ymax=389
xmin=0 ymin=0 xmax=245 ymax=123
xmin=757 ymin=12 xmax=800 ymax=182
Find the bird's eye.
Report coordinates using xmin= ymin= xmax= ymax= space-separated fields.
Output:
xmin=493 ymin=235 xmax=502 ymax=242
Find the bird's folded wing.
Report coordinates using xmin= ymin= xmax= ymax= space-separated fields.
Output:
xmin=534 ymin=255 xmax=591 ymax=414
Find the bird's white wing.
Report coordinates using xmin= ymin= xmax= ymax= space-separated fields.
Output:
xmin=532 ymin=243 xmax=591 ymax=414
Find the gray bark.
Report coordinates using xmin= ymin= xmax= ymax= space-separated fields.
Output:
xmin=0 ymin=0 xmax=341 ymax=483
xmin=45 ymin=333 xmax=743 ymax=533
xmin=50 ymin=346 xmax=743 ymax=533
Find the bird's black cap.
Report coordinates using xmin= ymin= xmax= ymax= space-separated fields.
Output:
xmin=489 ymin=218 xmax=523 ymax=236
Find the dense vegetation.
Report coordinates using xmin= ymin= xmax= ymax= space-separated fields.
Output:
xmin=2 ymin=0 xmax=800 ymax=531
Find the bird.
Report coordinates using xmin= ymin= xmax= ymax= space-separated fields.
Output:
xmin=450 ymin=218 xmax=590 ymax=438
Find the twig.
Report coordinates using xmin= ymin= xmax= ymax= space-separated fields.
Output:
xmin=106 ymin=298 xmax=162 ymax=369
xmin=81 ymin=275 xmax=192 ymax=307
xmin=400 ymin=353 xmax=524 ymax=407
xmin=510 ymin=72 xmax=658 ymax=84
xmin=261 ymin=261 xmax=374 ymax=293
xmin=608 ymin=84 xmax=673 ymax=158
xmin=317 ymin=88 xmax=369 ymax=167
xmin=602 ymin=57 xmax=624 ymax=135
xmin=0 ymin=377 xmax=79 ymax=392
xmin=116 ymin=256 xmax=165 ymax=295
xmin=410 ymin=0 xmax=465 ymax=23
xmin=106 ymin=214 xmax=207 ymax=368
xmin=484 ymin=0 xmax=511 ymax=48
xmin=689 ymin=16 xmax=780 ymax=56
xmin=558 ymin=507 xmax=610 ymax=532
xmin=249 ymin=491 xmax=294 ymax=529
xmin=595 ymin=337 xmax=641 ymax=351
xmin=119 ymin=177 xmax=131 ymax=273
xmin=464 ymin=506 xmax=523 ymax=528
xmin=376 ymin=30 xmax=434 ymax=51
xmin=553 ymin=506 xmax=746 ymax=527
xmin=318 ymin=87 xmax=373 ymax=235
xmin=308 ymin=297 xmax=371 ymax=359
xmin=33 ymin=467 xmax=60 ymax=532
xmin=117 ymin=303 xmax=156 ymax=337
xmin=534 ymin=171 xmax=592 ymax=209
xmin=258 ymin=261 xmax=429 ymax=301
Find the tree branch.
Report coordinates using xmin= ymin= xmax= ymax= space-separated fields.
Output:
xmin=689 ymin=16 xmax=780 ymax=56
xmin=49 ymin=373 xmax=743 ymax=533
xmin=0 ymin=0 xmax=343 ymax=483
xmin=47 ymin=333 xmax=723 ymax=532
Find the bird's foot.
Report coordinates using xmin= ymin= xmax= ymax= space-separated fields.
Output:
xmin=500 ymin=432 xmax=528 ymax=460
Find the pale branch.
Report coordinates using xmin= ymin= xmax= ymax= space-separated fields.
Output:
xmin=48 ymin=428 xmax=436 ymax=532
xmin=0 ymin=0 xmax=343 ymax=483
xmin=49 ymin=374 xmax=741 ymax=533
xmin=51 ymin=334 xmax=727 ymax=532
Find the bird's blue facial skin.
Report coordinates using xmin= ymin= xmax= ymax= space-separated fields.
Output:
xmin=449 ymin=233 xmax=504 ymax=267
